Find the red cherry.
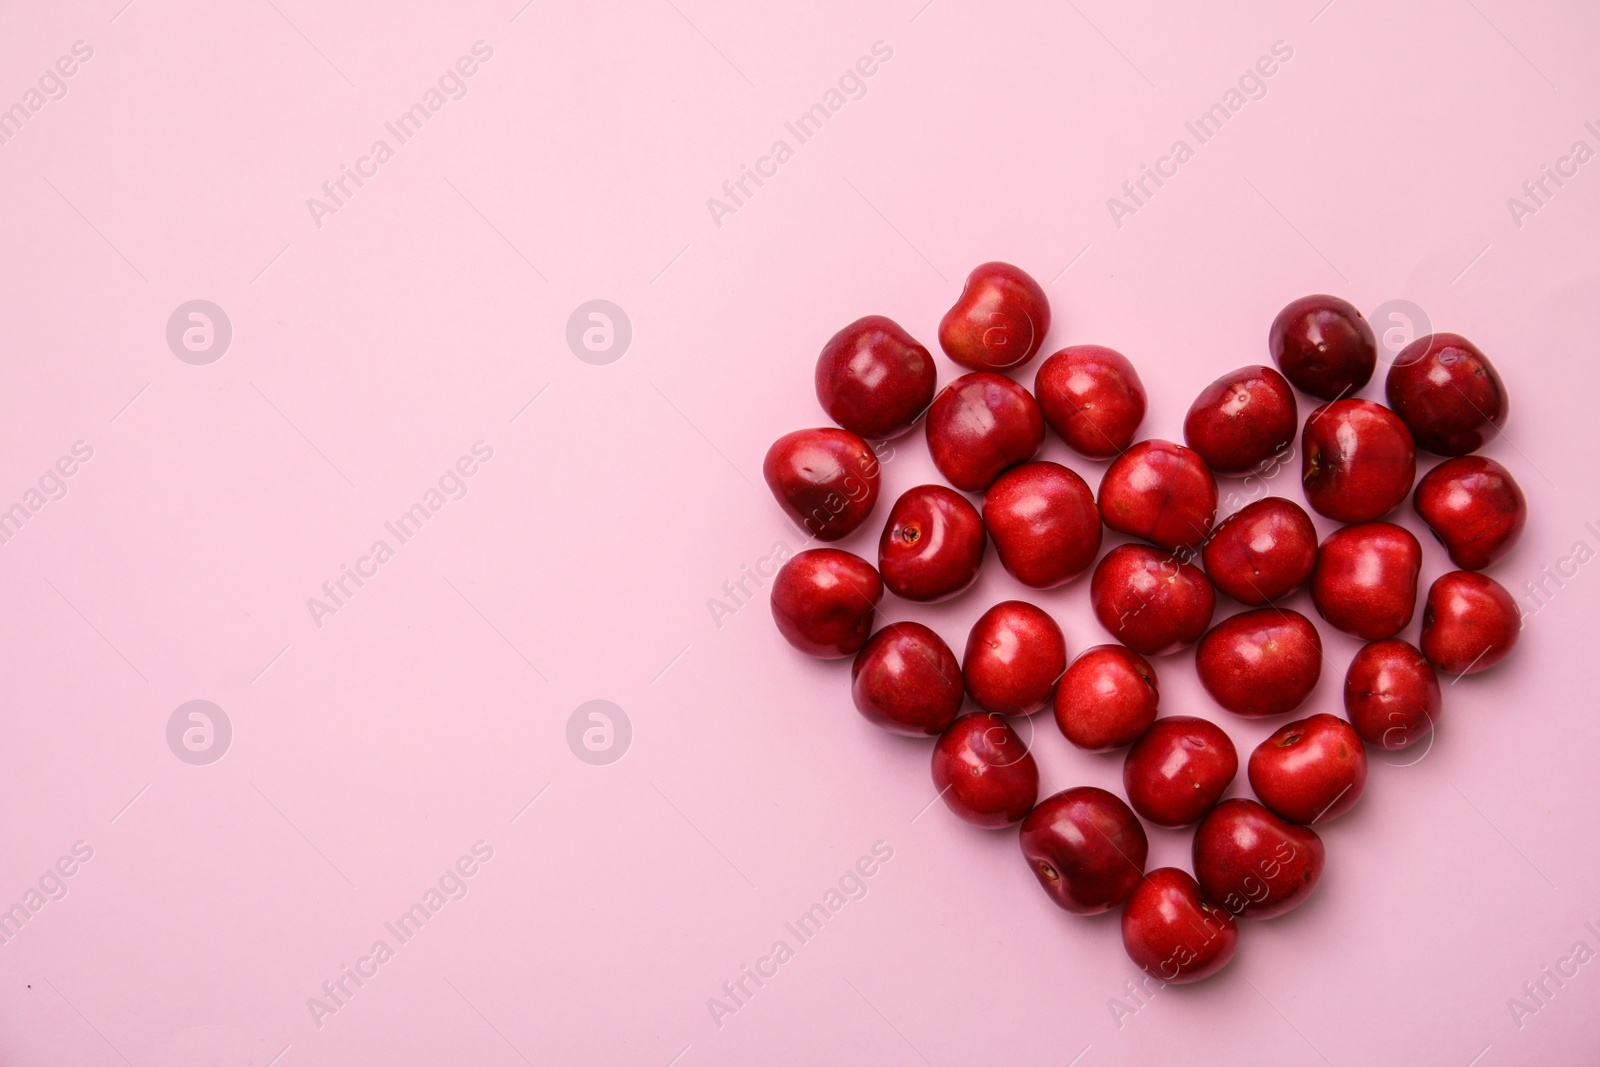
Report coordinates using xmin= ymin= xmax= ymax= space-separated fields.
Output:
xmin=1193 ymin=798 xmax=1325 ymax=920
xmin=1090 ymin=544 xmax=1215 ymax=656
xmin=1419 ymin=571 xmax=1520 ymax=676
xmin=1201 ymin=497 xmax=1318 ymax=605
xmin=763 ymin=428 xmax=881 ymax=541
xmin=1268 ymin=294 xmax=1377 ymax=401
xmin=1248 ymin=713 xmax=1367 ymax=825
xmin=850 ymin=622 xmax=963 ymax=736
xmin=938 ymin=261 xmax=1051 ymax=372
xmin=1183 ymin=365 xmax=1298 ymax=475
xmin=1386 ymin=333 xmax=1509 ymax=455
xmin=1413 ymin=456 xmax=1526 ymax=570
xmin=1344 ymin=639 xmax=1441 ymax=750
xmin=1020 ymin=787 xmax=1148 ymax=915
xmin=1121 ymin=868 xmax=1238 ymax=985
xmin=877 ymin=485 xmax=987 ymax=602
xmin=814 ymin=315 xmax=936 ymax=440
xmin=1053 ymin=644 xmax=1159 ymax=751
xmin=1033 ymin=345 xmax=1146 ymax=458
xmin=1099 ymin=440 xmax=1218 ymax=554
xmin=1301 ymin=399 xmax=1416 ymax=522
xmin=1123 ymin=716 xmax=1237 ymax=827
xmin=931 ymin=713 xmax=1040 ymax=828
xmin=982 ymin=461 xmax=1102 ymax=588
xmin=925 ymin=372 xmax=1045 ymax=492
xmin=1310 ymin=522 xmax=1422 ymax=640
xmin=962 ymin=601 xmax=1067 ymax=716
xmin=1196 ymin=608 xmax=1323 ymax=718
xmin=770 ymin=549 xmax=883 ymax=658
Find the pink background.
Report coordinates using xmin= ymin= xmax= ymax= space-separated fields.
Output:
xmin=2 ymin=0 xmax=1598 ymax=1063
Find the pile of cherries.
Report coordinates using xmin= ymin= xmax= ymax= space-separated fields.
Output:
xmin=765 ymin=262 xmax=1524 ymax=984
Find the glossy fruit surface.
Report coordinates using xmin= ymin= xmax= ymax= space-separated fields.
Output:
xmin=1201 ymin=498 xmax=1318 ymax=605
xmin=1301 ymin=399 xmax=1416 ymax=522
xmin=763 ymin=428 xmax=881 ymax=541
xmin=1020 ymin=787 xmax=1148 ymax=915
xmin=925 ymin=372 xmax=1045 ymax=491
xmin=1386 ymin=332 xmax=1508 ymax=455
xmin=770 ymin=549 xmax=882 ymax=658
xmin=1196 ymin=608 xmax=1323 ymax=718
xmin=1413 ymin=456 xmax=1526 ymax=570
xmin=851 ymin=622 xmax=963 ymax=736
xmin=938 ymin=261 xmax=1051 ymax=371
xmin=1248 ymin=714 xmax=1367 ymax=824
xmin=1034 ymin=345 xmax=1146 ymax=457
xmin=932 ymin=713 xmax=1040 ymax=828
xmin=1121 ymin=868 xmax=1238 ymax=985
xmin=1183 ymin=365 xmax=1298 ymax=475
xmin=1419 ymin=571 xmax=1520 ymax=676
xmin=1193 ymin=798 xmax=1325 ymax=920
xmin=1310 ymin=522 xmax=1422 ymax=640
xmin=1123 ymin=716 xmax=1237 ymax=827
xmin=1098 ymin=440 xmax=1218 ymax=553
xmin=963 ymin=601 xmax=1067 ymax=716
xmin=983 ymin=461 xmax=1101 ymax=588
xmin=1053 ymin=644 xmax=1159 ymax=751
xmin=1269 ymin=294 xmax=1377 ymax=400
xmin=1343 ymin=639 xmax=1441 ymax=750
xmin=815 ymin=315 xmax=936 ymax=439
xmin=878 ymin=485 xmax=987 ymax=602
xmin=1090 ymin=545 xmax=1215 ymax=656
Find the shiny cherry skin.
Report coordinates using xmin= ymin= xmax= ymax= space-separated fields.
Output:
xmin=1098 ymin=440 xmax=1218 ymax=553
xmin=963 ymin=601 xmax=1067 ymax=716
xmin=1020 ymin=787 xmax=1148 ymax=915
xmin=814 ymin=315 xmax=936 ymax=440
xmin=1090 ymin=544 xmax=1216 ymax=656
xmin=1033 ymin=345 xmax=1147 ymax=458
xmin=1193 ymin=798 xmax=1325 ymax=920
xmin=925 ymin=372 xmax=1045 ymax=492
xmin=983 ymin=461 xmax=1102 ymax=588
xmin=1248 ymin=714 xmax=1367 ymax=825
xmin=770 ymin=549 xmax=883 ymax=658
xmin=1196 ymin=608 xmax=1323 ymax=718
xmin=1268 ymin=294 xmax=1377 ymax=401
xmin=1413 ymin=456 xmax=1526 ymax=571
xmin=1121 ymin=868 xmax=1238 ymax=985
xmin=1310 ymin=523 xmax=1422 ymax=640
xmin=763 ymin=428 xmax=881 ymax=541
xmin=1123 ymin=716 xmax=1238 ymax=827
xmin=938 ymin=261 xmax=1051 ymax=372
xmin=1386 ymin=333 xmax=1509 ymax=455
xmin=1419 ymin=571 xmax=1520 ymax=676
xmin=1201 ymin=498 xmax=1318 ymax=605
xmin=1183 ymin=365 xmax=1298 ymax=476
xmin=932 ymin=713 xmax=1040 ymax=828
xmin=1053 ymin=644 xmax=1159 ymax=751
xmin=1301 ymin=399 xmax=1416 ymax=522
xmin=851 ymin=622 xmax=964 ymax=736
xmin=878 ymin=485 xmax=986 ymax=602
xmin=1344 ymin=639 xmax=1441 ymax=750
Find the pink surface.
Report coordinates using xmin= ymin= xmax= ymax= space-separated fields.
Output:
xmin=2 ymin=0 xmax=1598 ymax=1064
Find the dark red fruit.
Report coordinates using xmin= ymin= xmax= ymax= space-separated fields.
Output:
xmin=878 ymin=485 xmax=986 ymax=602
xmin=1419 ymin=571 xmax=1520 ymax=676
xmin=814 ymin=315 xmax=936 ymax=439
xmin=1201 ymin=498 xmax=1318 ymax=605
xmin=851 ymin=622 xmax=963 ymax=736
xmin=763 ymin=428 xmax=881 ymax=541
xmin=1098 ymin=440 xmax=1218 ymax=553
xmin=1310 ymin=522 xmax=1422 ymax=640
xmin=963 ymin=601 xmax=1067 ymax=717
xmin=1183 ymin=365 xmax=1298 ymax=475
xmin=1301 ymin=399 xmax=1416 ymax=522
xmin=1248 ymin=714 xmax=1367 ymax=825
xmin=982 ymin=461 xmax=1101 ymax=588
xmin=1090 ymin=545 xmax=1215 ymax=656
xmin=1053 ymin=644 xmax=1159 ymax=751
xmin=1413 ymin=456 xmax=1526 ymax=570
xmin=1193 ymin=798 xmax=1325 ymax=920
xmin=1269 ymin=294 xmax=1377 ymax=401
xmin=770 ymin=549 xmax=882 ymax=658
xmin=1344 ymin=639 xmax=1441 ymax=750
xmin=931 ymin=713 xmax=1040 ymax=828
xmin=938 ymin=261 xmax=1051 ymax=372
xmin=1123 ymin=716 xmax=1238 ymax=827
xmin=925 ymin=372 xmax=1045 ymax=491
xmin=1033 ymin=345 xmax=1146 ymax=458
xmin=1196 ymin=608 xmax=1323 ymax=718
xmin=1121 ymin=868 xmax=1238 ymax=985
xmin=1386 ymin=332 xmax=1508 ymax=455
xmin=1020 ymin=787 xmax=1148 ymax=915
